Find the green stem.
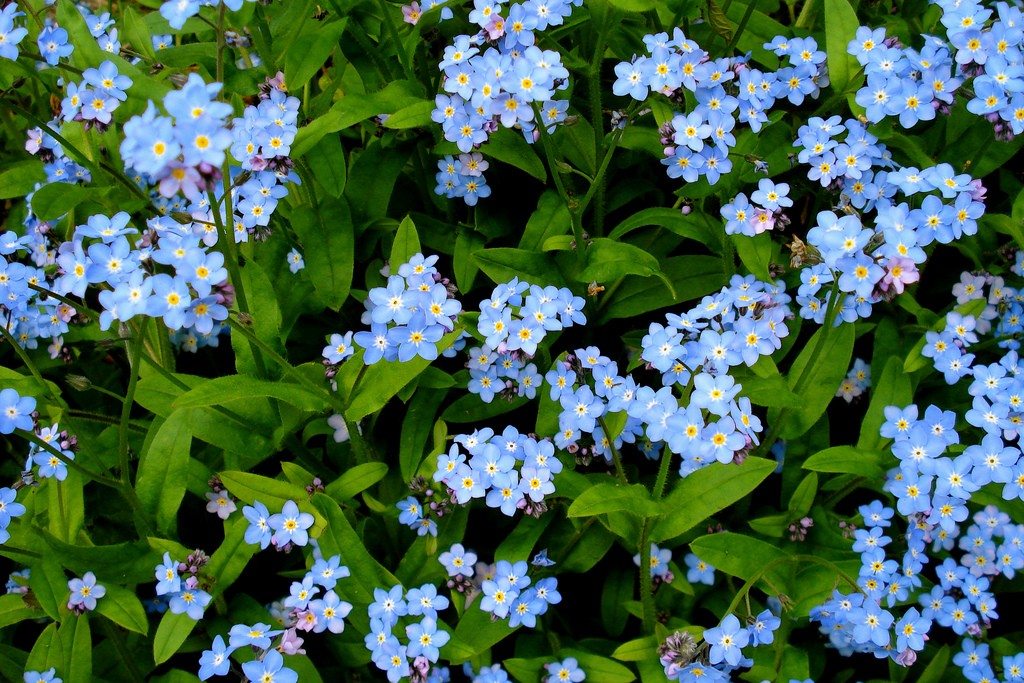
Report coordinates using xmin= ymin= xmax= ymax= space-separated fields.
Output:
xmin=726 ymin=0 xmax=760 ymax=52
xmin=639 ymin=518 xmax=655 ymax=632
xmin=376 ymin=0 xmax=415 ymax=81
xmin=533 ymin=104 xmax=586 ymax=264
xmin=652 ymin=436 xmax=674 ymax=500
xmin=207 ymin=185 xmax=267 ymax=378
xmin=27 ymin=283 xmax=101 ymax=319
xmin=598 ymin=416 xmax=628 ymax=484
xmin=794 ymin=0 xmax=818 ymax=29
xmin=118 ymin=318 xmax=147 ymax=483
xmin=758 ymin=282 xmax=843 ymax=455
xmin=216 ymin=3 xmax=227 ymax=86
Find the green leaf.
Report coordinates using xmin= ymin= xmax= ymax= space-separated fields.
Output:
xmin=578 ymin=238 xmax=664 ymax=284
xmin=803 ymin=446 xmax=885 ymax=480
xmin=153 ymin=612 xmax=197 ymax=665
xmin=0 ymin=161 xmax=45 ymax=200
xmin=788 ymin=472 xmax=818 ymax=518
xmin=732 ymin=232 xmax=773 ymax=281
xmin=473 ymin=248 xmax=566 ymax=287
xmin=324 ymin=462 xmax=389 ymax=501
xmin=304 ymin=134 xmax=347 ymax=198
xmin=345 ymin=142 xmax=412 ymax=222
xmin=293 ymin=80 xmax=425 ymax=157
xmin=390 ymin=215 xmax=421 ymax=269
xmin=601 ymin=569 xmax=633 ymax=637
xmin=290 ymin=199 xmax=354 ymax=310
xmin=824 ymin=0 xmax=861 ymax=94
xmin=568 ymin=482 xmax=662 ymax=518
xmin=284 ymin=18 xmax=347 ymax=90
xmin=29 ymin=558 xmax=66 ymax=622
xmin=400 ymin=391 xmax=445 ymax=481
xmin=651 ymin=457 xmax=776 ymax=542
xmin=917 ymin=645 xmax=951 ymax=683
xmin=612 ymin=636 xmax=658 ymax=662
xmin=519 ymin=191 xmax=570 ymax=251
xmin=484 ymin=128 xmax=546 ymax=181
xmin=172 ymin=375 xmax=325 ymax=412
xmin=95 ymin=583 xmax=149 ymax=635
xmin=312 ymin=494 xmax=399 ymax=602
xmin=344 ymin=328 xmax=462 ymax=421
xmin=383 ymin=100 xmax=435 ymax=129
xmin=30 ymin=183 xmax=92 ymax=221
xmin=57 ymin=613 xmax=91 ymax=683
xmin=774 ymin=322 xmax=856 ymax=439
xmin=122 ymin=6 xmax=154 ymax=59
xmin=598 ymin=255 xmax=727 ymax=322
xmin=607 ymin=0 xmax=656 ymax=10
xmin=454 ymin=230 xmax=486 ymax=291
xmin=232 ymin=258 xmax=285 ymax=376
xmin=857 ymin=356 xmax=913 ymax=450
xmin=24 ymin=623 xmax=59 ymax=674
xmin=689 ymin=532 xmax=788 ymax=588
xmin=445 ymin=603 xmax=516 ymax=663
xmin=0 ymin=594 xmax=40 ymax=629
xmin=608 ymin=207 xmax=716 ymax=244
xmin=136 ymin=411 xmax=193 ymax=534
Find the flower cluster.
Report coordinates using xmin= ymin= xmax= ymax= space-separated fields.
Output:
xmin=477 ymin=556 xmax=560 ymax=628
xmin=790 ymin=136 xmax=985 ymax=326
xmin=721 ymin=179 xmax=793 ymax=237
xmin=198 ymin=542 xmax=350 ymax=680
xmin=430 ymin=0 xmax=580 ymax=203
xmin=323 ymin=253 xmax=462 ymax=369
xmin=26 ymin=421 xmax=78 ymax=482
xmin=851 ymin=0 xmax=1024 ymax=139
xmin=659 ymin=608 xmax=781 ymax=681
xmin=366 ymin=583 xmax=451 ymax=682
xmin=806 ymin=266 xmax=1024 ymax=669
xmin=466 ymin=278 xmax=585 ymax=403
xmin=436 ymin=426 xmax=560 ymax=517
xmin=541 ymin=275 xmax=788 ymax=475
xmin=60 ymin=60 xmax=132 ymax=129
xmin=242 ymin=499 xmax=315 ymax=551
xmin=155 ymin=551 xmax=213 ymax=620
xmin=836 ymin=358 xmax=871 ymax=403
xmin=120 ymin=74 xmax=232 ymax=200
xmin=615 ymin=32 xmax=827 ymax=185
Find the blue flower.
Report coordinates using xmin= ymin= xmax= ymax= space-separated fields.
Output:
xmin=703 ymin=613 xmax=750 ymax=666
xmin=0 ymin=388 xmax=35 ymax=434
xmin=198 ymin=635 xmax=235 ymax=681
xmin=241 ymin=650 xmax=297 ymax=683
xmin=242 ymin=501 xmax=273 ymax=549
xmin=268 ymin=500 xmax=315 ymax=547
xmin=68 ymin=572 xmax=105 ymax=611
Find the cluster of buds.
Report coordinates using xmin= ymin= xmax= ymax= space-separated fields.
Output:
xmin=788 ymin=516 xmax=814 ymax=541
xmin=659 ymin=631 xmax=699 ymax=677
